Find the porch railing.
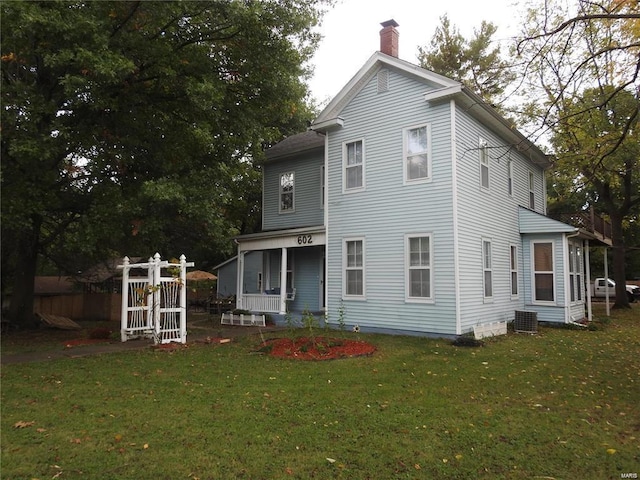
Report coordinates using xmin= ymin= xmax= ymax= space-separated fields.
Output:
xmin=242 ymin=294 xmax=281 ymax=313
xmin=549 ymin=207 xmax=612 ymax=242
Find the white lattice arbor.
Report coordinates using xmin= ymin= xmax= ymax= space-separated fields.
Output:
xmin=119 ymin=253 xmax=194 ymax=344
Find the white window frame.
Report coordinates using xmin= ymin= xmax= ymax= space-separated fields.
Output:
xmin=482 ymin=238 xmax=493 ymax=300
xmin=343 ymin=139 xmax=365 ymax=193
xmin=279 ymin=171 xmax=295 ymax=213
xmin=529 ymin=171 xmax=535 ymax=209
xmin=507 ymin=160 xmax=513 ymax=196
xmin=532 ymin=240 xmax=555 ymax=304
xmin=405 ymin=234 xmax=434 ymax=303
xmin=403 ymin=124 xmax=432 ymax=184
xmin=343 ymin=237 xmax=365 ymax=299
xmin=568 ymin=241 xmax=583 ymax=303
xmin=510 ymin=244 xmax=519 ymax=298
xmin=320 ymin=165 xmax=325 ymax=209
xmin=479 ymin=138 xmax=490 ymax=190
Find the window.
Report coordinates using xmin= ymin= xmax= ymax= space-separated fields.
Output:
xmin=482 ymin=239 xmax=493 ymax=298
xmin=403 ymin=125 xmax=430 ymax=182
xmin=320 ymin=165 xmax=325 ymax=208
xmin=529 ymin=171 xmax=535 ymax=209
xmin=344 ymin=238 xmax=364 ymax=297
xmin=257 ymin=272 xmax=263 ymax=293
xmin=510 ymin=244 xmax=518 ymax=296
xmin=533 ymin=241 xmax=554 ymax=302
xmin=480 ymin=138 xmax=489 ymax=189
xmin=279 ymin=172 xmax=294 ymax=212
xmin=507 ymin=160 xmax=513 ymax=196
xmin=406 ymin=234 xmax=432 ymax=301
xmin=344 ymin=140 xmax=364 ymax=191
xmin=568 ymin=242 xmax=583 ymax=302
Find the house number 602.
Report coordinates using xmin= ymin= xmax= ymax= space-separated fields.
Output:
xmin=297 ymin=234 xmax=313 ymax=245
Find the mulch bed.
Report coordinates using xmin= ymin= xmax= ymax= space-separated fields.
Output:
xmin=258 ymin=336 xmax=376 ymax=361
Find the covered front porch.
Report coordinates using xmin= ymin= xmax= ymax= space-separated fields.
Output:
xmin=235 ymin=226 xmax=326 ymax=314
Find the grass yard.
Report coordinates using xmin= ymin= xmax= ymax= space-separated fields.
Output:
xmin=2 ymin=305 xmax=639 ymax=479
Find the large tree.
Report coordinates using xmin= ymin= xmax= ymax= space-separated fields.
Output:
xmin=417 ymin=14 xmax=516 ymax=111
xmin=1 ymin=0 xmax=329 ymax=326
xmin=515 ymin=0 xmax=640 ymax=308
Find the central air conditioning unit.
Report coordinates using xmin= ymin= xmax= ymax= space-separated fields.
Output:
xmin=514 ymin=311 xmax=538 ymax=333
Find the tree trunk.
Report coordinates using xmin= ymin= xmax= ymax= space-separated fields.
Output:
xmin=7 ymin=217 xmax=42 ymax=328
xmin=608 ymin=210 xmax=630 ymax=309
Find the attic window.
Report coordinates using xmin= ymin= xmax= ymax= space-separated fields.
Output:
xmin=377 ymin=69 xmax=389 ymax=93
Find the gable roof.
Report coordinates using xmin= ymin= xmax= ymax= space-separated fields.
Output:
xmin=265 ymin=130 xmax=325 ymax=162
xmin=311 ymin=51 xmax=551 ymax=169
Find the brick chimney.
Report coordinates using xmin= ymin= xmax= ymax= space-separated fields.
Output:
xmin=380 ymin=19 xmax=399 ymax=57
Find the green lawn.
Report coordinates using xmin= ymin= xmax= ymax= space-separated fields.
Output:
xmin=2 ymin=305 xmax=639 ymax=479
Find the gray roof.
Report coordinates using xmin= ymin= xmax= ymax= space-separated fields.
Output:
xmin=265 ymin=130 xmax=324 ymax=161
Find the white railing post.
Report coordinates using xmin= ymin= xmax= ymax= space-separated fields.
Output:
xmin=179 ymin=254 xmax=188 ymax=343
xmin=279 ymin=247 xmax=288 ymax=314
xmin=152 ymin=253 xmax=161 ymax=339
xmin=120 ymin=256 xmax=130 ymax=342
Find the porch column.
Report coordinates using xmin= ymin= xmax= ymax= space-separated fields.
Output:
xmin=279 ymin=247 xmax=288 ymax=314
xmin=236 ymin=251 xmax=245 ymax=310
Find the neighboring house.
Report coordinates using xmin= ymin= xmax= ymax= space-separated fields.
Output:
xmin=228 ymin=20 xmax=611 ymax=337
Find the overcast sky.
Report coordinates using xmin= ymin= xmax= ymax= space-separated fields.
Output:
xmin=308 ymin=0 xmax=524 ymax=104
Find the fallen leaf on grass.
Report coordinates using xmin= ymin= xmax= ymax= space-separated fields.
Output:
xmin=606 ymin=448 xmax=616 ymax=454
xmin=13 ymin=420 xmax=35 ymax=428
xmin=326 ymin=458 xmax=336 ymax=464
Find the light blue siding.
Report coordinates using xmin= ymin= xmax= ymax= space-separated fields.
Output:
xmin=326 ymin=69 xmax=458 ymax=335
xmin=216 ymin=252 xmax=263 ymax=298
xmin=263 ymin=151 xmax=324 ymax=231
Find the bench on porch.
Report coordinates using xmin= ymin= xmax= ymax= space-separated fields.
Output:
xmin=264 ymin=287 xmax=296 ymax=301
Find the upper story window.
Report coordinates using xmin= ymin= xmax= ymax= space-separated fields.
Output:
xmin=403 ymin=124 xmax=431 ymax=183
xmin=507 ymin=160 xmax=513 ymax=196
xmin=320 ymin=165 xmax=325 ymax=209
xmin=279 ymin=172 xmax=294 ymax=213
xmin=343 ymin=139 xmax=364 ymax=192
xmin=479 ymin=138 xmax=490 ymax=189
xmin=529 ymin=171 xmax=535 ymax=209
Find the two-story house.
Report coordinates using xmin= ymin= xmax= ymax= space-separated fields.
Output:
xmin=229 ymin=20 xmax=608 ymax=337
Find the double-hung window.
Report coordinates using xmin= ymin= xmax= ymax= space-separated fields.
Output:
xmin=568 ymin=242 xmax=583 ymax=302
xmin=479 ymin=138 xmax=490 ymax=189
xmin=344 ymin=238 xmax=364 ymax=297
xmin=507 ymin=160 xmax=513 ymax=196
xmin=279 ymin=172 xmax=294 ymax=213
xmin=533 ymin=241 xmax=554 ymax=302
xmin=403 ymin=124 xmax=431 ymax=183
xmin=406 ymin=234 xmax=433 ymax=301
xmin=482 ymin=239 xmax=493 ymax=299
xmin=344 ymin=140 xmax=364 ymax=192
xmin=510 ymin=244 xmax=518 ymax=296
xmin=529 ymin=171 xmax=535 ymax=209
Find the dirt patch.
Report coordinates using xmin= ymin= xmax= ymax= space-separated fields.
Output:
xmin=258 ymin=336 xmax=376 ymax=361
